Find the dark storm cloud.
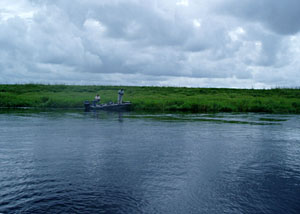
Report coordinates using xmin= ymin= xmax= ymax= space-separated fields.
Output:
xmin=219 ymin=0 xmax=300 ymax=35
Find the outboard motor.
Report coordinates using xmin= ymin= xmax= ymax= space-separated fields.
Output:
xmin=84 ymin=101 xmax=90 ymax=111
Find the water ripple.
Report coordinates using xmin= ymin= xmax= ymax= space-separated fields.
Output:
xmin=0 ymin=111 xmax=300 ymax=213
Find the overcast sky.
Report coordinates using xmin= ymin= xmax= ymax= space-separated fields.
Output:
xmin=1 ymin=0 xmax=300 ymax=88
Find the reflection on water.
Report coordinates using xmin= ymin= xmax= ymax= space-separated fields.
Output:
xmin=0 ymin=110 xmax=300 ymax=214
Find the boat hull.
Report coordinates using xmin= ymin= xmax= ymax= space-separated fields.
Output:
xmin=84 ymin=101 xmax=131 ymax=112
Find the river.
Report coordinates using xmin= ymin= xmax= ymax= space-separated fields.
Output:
xmin=0 ymin=110 xmax=300 ymax=213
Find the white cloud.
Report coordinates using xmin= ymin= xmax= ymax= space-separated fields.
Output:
xmin=0 ymin=0 xmax=299 ymax=88
xmin=193 ymin=19 xmax=201 ymax=28
xmin=0 ymin=0 xmax=36 ymax=20
xmin=176 ymin=0 xmax=189 ymax=7
xmin=228 ymin=27 xmax=245 ymax=41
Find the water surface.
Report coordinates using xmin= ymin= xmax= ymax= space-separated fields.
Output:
xmin=0 ymin=110 xmax=300 ymax=213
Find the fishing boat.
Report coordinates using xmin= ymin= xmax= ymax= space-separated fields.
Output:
xmin=84 ymin=101 xmax=131 ymax=111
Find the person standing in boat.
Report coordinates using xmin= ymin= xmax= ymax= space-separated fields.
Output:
xmin=94 ymin=94 xmax=101 ymax=106
xmin=118 ymin=89 xmax=124 ymax=104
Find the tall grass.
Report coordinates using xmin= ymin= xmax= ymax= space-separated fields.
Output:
xmin=0 ymin=84 xmax=300 ymax=113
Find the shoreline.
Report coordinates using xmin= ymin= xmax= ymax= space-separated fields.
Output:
xmin=1 ymin=84 xmax=300 ymax=114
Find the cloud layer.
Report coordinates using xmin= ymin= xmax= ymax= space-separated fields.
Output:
xmin=0 ymin=0 xmax=300 ymax=88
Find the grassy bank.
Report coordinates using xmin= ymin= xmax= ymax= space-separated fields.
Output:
xmin=0 ymin=84 xmax=300 ymax=113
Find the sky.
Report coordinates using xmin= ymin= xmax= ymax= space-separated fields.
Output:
xmin=0 ymin=0 xmax=300 ymax=88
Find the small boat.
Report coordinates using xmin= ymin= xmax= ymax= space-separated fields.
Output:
xmin=84 ymin=101 xmax=131 ymax=111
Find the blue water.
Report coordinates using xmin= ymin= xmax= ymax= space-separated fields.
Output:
xmin=0 ymin=110 xmax=300 ymax=213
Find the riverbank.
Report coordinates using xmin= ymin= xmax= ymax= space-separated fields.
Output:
xmin=0 ymin=84 xmax=299 ymax=113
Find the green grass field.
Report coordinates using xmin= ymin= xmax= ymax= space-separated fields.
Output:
xmin=0 ymin=84 xmax=300 ymax=113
